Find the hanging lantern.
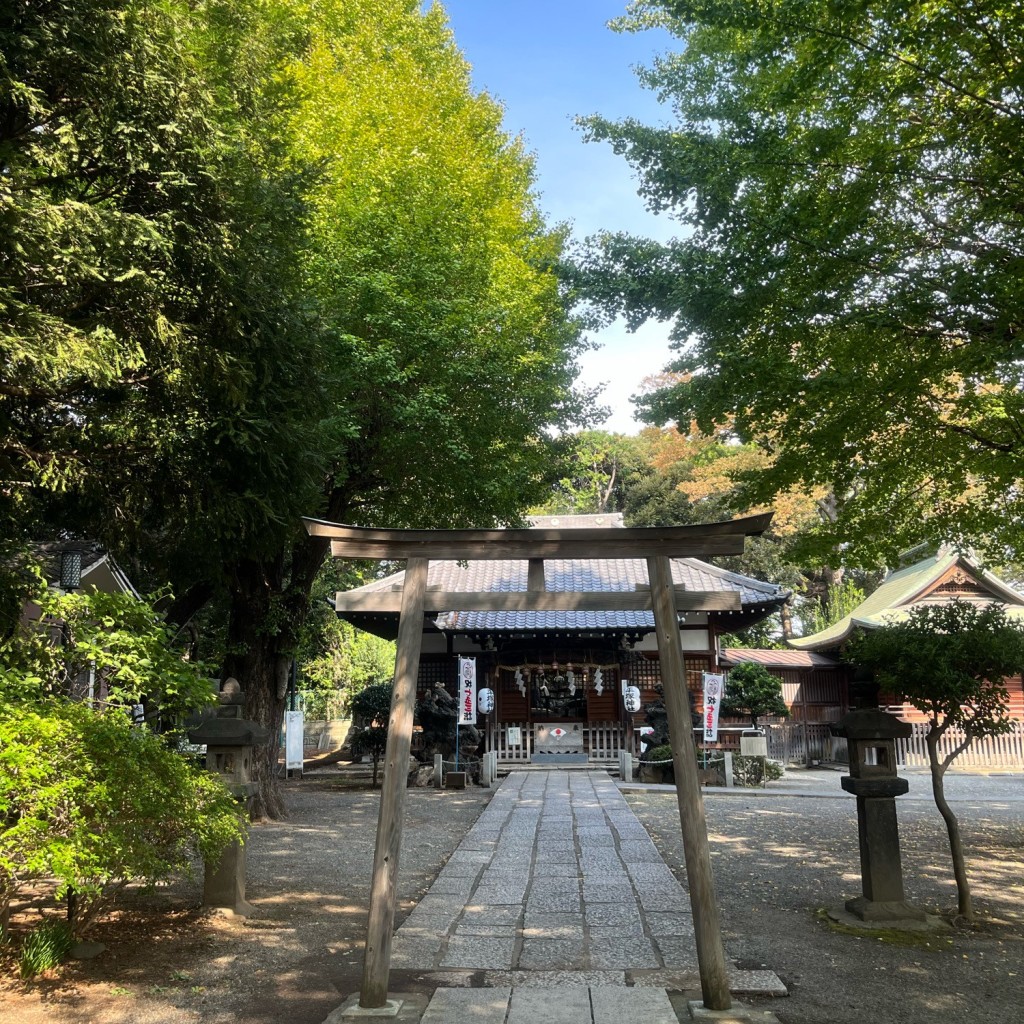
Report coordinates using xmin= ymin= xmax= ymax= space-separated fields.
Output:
xmin=59 ymin=549 xmax=83 ymax=591
xmin=623 ymin=685 xmax=642 ymax=713
xmin=478 ymin=688 xmax=495 ymax=714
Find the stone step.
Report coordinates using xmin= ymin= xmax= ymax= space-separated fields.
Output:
xmin=496 ymin=761 xmax=619 ymax=776
xmin=327 ymin=988 xmax=783 ymax=1024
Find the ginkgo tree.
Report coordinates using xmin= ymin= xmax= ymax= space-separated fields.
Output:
xmin=3 ymin=0 xmax=591 ymax=819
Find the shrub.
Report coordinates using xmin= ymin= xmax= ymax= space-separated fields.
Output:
xmin=0 ymin=698 xmax=245 ymax=936
xmin=640 ymin=743 xmax=675 ymax=782
xmin=731 ymin=755 xmax=783 ymax=787
xmin=18 ymin=918 xmax=74 ymax=979
xmin=0 ymin=585 xmax=245 ymax=936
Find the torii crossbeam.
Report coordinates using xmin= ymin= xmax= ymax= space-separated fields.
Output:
xmin=304 ymin=513 xmax=774 ymax=1013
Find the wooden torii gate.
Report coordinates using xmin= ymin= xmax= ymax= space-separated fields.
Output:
xmin=304 ymin=513 xmax=774 ymax=1013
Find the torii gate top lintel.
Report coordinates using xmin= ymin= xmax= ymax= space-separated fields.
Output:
xmin=302 ymin=511 xmax=773 ymax=561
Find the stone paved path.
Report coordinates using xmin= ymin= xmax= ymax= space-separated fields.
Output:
xmin=391 ymin=771 xmax=784 ymax=1008
xmin=394 ymin=770 xmax=696 ymax=975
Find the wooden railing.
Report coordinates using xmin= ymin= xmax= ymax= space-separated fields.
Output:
xmin=489 ymin=721 xmax=626 ymax=762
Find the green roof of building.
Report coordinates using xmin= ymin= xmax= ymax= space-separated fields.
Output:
xmin=789 ymin=549 xmax=1024 ymax=652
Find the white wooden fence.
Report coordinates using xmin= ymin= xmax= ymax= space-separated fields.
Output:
xmin=766 ymin=720 xmax=1024 ymax=769
xmin=895 ymin=722 xmax=1024 ymax=768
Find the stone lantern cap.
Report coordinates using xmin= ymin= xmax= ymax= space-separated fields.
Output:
xmin=831 ymin=708 xmax=912 ymax=741
xmin=187 ymin=717 xmax=270 ymax=747
xmin=218 ymin=677 xmax=245 ymax=706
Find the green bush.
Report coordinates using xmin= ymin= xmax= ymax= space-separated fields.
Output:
xmin=730 ymin=755 xmax=784 ymax=787
xmin=640 ymin=744 xmax=675 ymax=782
xmin=0 ymin=585 xmax=246 ymax=938
xmin=0 ymin=698 xmax=246 ymax=935
xmin=19 ymin=918 xmax=74 ymax=979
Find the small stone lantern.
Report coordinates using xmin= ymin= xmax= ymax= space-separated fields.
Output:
xmin=831 ymin=675 xmax=925 ymax=924
xmin=188 ymin=678 xmax=269 ymax=917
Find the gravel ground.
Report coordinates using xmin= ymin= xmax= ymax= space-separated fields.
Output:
xmin=2 ymin=767 xmax=1021 ymax=1024
xmin=626 ymin=768 xmax=1024 ymax=1024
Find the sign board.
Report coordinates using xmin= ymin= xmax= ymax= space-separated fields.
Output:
xmin=458 ymin=656 xmax=477 ymax=726
xmin=285 ymin=710 xmax=304 ymax=771
xmin=740 ymin=733 xmax=768 ymax=757
xmin=506 ymin=726 xmax=522 ymax=746
xmin=702 ymin=672 xmax=725 ymax=742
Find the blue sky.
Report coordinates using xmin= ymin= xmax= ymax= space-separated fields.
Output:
xmin=437 ymin=2 xmax=680 ymax=433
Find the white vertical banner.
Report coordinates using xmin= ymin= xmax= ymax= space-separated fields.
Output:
xmin=458 ymin=656 xmax=477 ymax=726
xmin=285 ymin=709 xmax=304 ymax=770
xmin=702 ymin=672 xmax=725 ymax=742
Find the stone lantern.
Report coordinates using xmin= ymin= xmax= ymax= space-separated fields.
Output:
xmin=188 ymin=678 xmax=269 ymax=917
xmin=831 ymin=678 xmax=925 ymax=924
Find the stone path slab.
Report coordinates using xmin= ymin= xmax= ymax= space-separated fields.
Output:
xmin=415 ymin=985 xmax=679 ymax=1024
xmin=394 ymin=771 xmax=704 ymax=974
xmin=388 ymin=770 xmax=786 ymax=1023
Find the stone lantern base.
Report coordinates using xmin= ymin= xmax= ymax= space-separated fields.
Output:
xmin=827 ymin=904 xmax=951 ymax=934
xmin=204 ymin=839 xmax=257 ymax=918
xmin=845 ymin=895 xmax=928 ymax=922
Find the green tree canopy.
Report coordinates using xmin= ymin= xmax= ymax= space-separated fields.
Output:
xmin=3 ymin=0 xmax=592 ymax=818
xmin=721 ymin=661 xmax=789 ymax=729
xmin=577 ymin=1 xmax=1024 ymax=563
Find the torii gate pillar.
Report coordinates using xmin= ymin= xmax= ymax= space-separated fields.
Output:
xmin=649 ymin=555 xmax=731 ymax=1008
xmin=360 ymin=558 xmax=427 ymax=1009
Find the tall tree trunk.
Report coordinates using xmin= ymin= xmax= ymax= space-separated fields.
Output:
xmin=779 ymin=597 xmax=795 ymax=639
xmin=222 ymin=532 xmax=334 ymax=820
xmin=926 ymin=728 xmax=973 ymax=921
xmin=223 ymin=555 xmax=289 ymax=820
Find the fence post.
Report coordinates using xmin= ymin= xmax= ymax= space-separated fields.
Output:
xmin=622 ymin=751 xmax=633 ymax=784
xmin=433 ymin=752 xmax=443 ymax=789
xmin=723 ymin=751 xmax=733 ymax=788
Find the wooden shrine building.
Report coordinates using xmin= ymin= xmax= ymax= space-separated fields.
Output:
xmin=790 ymin=544 xmax=1024 ymax=722
xmin=331 ymin=513 xmax=789 ymax=765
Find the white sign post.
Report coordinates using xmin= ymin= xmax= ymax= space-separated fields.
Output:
xmin=702 ymin=672 xmax=725 ymax=743
xmin=285 ymin=709 xmax=304 ymax=775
